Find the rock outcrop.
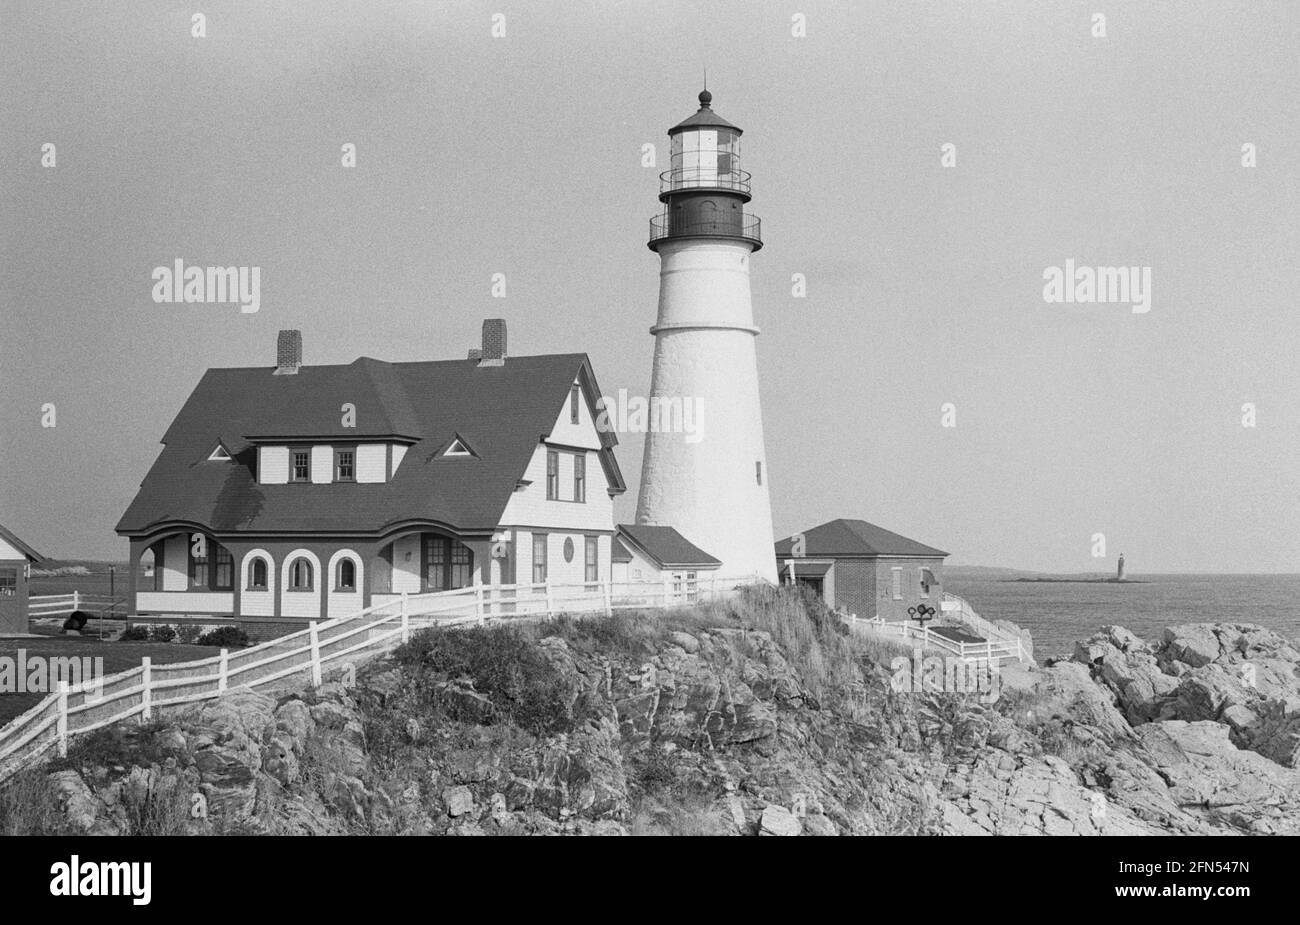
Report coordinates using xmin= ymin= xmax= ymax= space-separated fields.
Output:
xmin=12 ymin=599 xmax=1300 ymax=837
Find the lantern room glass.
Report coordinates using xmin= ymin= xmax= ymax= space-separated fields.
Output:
xmin=669 ymin=128 xmax=741 ymax=190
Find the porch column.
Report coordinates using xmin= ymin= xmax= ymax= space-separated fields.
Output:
xmin=127 ymin=539 xmax=147 ymax=617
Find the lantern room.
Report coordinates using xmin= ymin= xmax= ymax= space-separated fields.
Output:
xmin=661 ymin=90 xmax=750 ymax=198
xmin=650 ymin=90 xmax=762 ymax=251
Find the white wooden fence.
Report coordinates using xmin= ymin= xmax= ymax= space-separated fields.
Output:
xmin=0 ymin=575 xmax=750 ymax=784
xmin=847 ymin=614 xmax=1026 ymax=663
xmin=28 ymin=593 xmax=127 ymax=620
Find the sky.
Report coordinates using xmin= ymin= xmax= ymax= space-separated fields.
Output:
xmin=2 ymin=0 xmax=1297 ymax=572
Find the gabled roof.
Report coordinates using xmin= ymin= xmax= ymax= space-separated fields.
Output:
xmin=117 ymin=354 xmax=625 ymax=538
xmin=0 ymin=524 xmax=43 ymax=563
xmin=774 ymin=519 xmax=948 ymax=559
xmin=610 ymin=536 xmax=632 ymax=563
xmin=617 ymin=524 xmax=720 ymax=570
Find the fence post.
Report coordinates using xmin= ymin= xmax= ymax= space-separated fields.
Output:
xmin=474 ymin=580 xmax=485 ymax=622
xmin=141 ymin=657 xmax=152 ymax=723
xmin=1017 ymin=638 xmax=1023 ymax=662
xmin=401 ymin=592 xmax=410 ymax=644
xmin=986 ymin=639 xmax=993 ymax=662
xmin=218 ymin=649 xmax=229 ymax=693
xmin=662 ymin=574 xmax=671 ymax=605
xmin=602 ymin=578 xmax=612 ymax=617
xmin=309 ymin=621 xmax=322 ymax=687
xmin=544 ymin=577 xmax=554 ymax=616
xmin=72 ymin=590 xmax=80 ymax=611
xmin=56 ymin=681 xmax=69 ymax=757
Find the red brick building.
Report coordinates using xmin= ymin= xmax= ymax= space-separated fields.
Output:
xmin=774 ymin=519 xmax=948 ymax=621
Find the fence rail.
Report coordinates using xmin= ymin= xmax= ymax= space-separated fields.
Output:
xmin=847 ymin=615 xmax=1026 ymax=663
xmin=29 ymin=593 xmax=127 ymax=620
xmin=0 ymin=575 xmax=753 ymax=784
xmin=844 ymin=592 xmax=1030 ymax=665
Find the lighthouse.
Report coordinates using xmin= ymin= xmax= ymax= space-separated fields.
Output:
xmin=635 ymin=90 xmax=777 ymax=583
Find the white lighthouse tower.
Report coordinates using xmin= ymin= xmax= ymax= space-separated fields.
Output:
xmin=635 ymin=90 xmax=777 ymax=583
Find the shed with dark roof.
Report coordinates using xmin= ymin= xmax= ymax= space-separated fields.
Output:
xmin=774 ymin=519 xmax=949 ymax=621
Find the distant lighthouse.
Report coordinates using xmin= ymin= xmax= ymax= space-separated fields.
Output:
xmin=635 ymin=90 xmax=777 ymax=582
xmin=1117 ymin=553 xmax=1126 ymax=582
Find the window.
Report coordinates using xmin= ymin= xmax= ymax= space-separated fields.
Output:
xmin=0 ymin=568 xmax=16 ymax=597
xmin=248 ymin=557 xmax=269 ymax=591
xmin=424 ymin=536 xmax=448 ymax=591
xmin=445 ymin=438 xmax=472 ymax=457
xmin=208 ymin=444 xmax=232 ymax=461
xmin=920 ymin=568 xmax=936 ymax=598
xmin=532 ymin=534 xmax=547 ymax=584
xmin=570 ymin=384 xmax=581 ymax=424
xmin=423 ymin=536 xmax=473 ymax=591
xmin=574 ymin=454 xmax=586 ymax=503
xmin=891 ymin=567 xmax=903 ymax=600
xmin=584 ymin=536 xmax=598 ymax=584
xmin=289 ymin=557 xmax=313 ymax=591
xmin=189 ymin=536 xmax=208 ymax=589
xmin=335 ymin=449 xmax=355 ymax=481
xmin=336 ymin=558 xmax=357 ymax=591
xmin=546 ymin=450 xmax=559 ymax=500
xmin=214 ymin=546 xmax=233 ymax=590
xmin=755 ymin=461 xmax=762 ymax=485
xmin=563 ymin=537 xmax=575 ymax=563
xmin=292 ymin=450 xmax=310 ymax=482
xmin=450 ymin=543 xmax=472 ymax=589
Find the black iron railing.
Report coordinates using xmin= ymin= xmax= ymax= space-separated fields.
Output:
xmin=648 ymin=212 xmax=762 ymax=248
xmin=659 ymin=167 xmax=752 ymax=195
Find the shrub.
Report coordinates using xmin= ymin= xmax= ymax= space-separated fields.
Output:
xmin=62 ymin=611 xmax=90 ymax=632
xmin=150 ymin=624 xmax=176 ymax=643
xmin=197 ymin=626 xmax=249 ymax=648
xmin=119 ymin=625 xmax=150 ymax=642
xmin=394 ymin=625 xmax=572 ymax=735
xmin=177 ymin=624 xmax=203 ymax=645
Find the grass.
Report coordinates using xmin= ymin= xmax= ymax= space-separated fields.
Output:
xmin=0 ymin=767 xmax=70 ymax=836
xmin=0 ymin=637 xmax=214 ymax=726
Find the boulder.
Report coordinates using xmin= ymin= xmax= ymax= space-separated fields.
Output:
xmin=759 ymin=804 xmax=801 ymax=836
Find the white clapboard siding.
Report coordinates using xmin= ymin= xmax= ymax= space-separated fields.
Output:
xmin=311 ymin=445 xmax=333 ymax=484
xmin=260 ymin=446 xmax=289 ymax=484
xmin=356 ymin=444 xmax=386 ymax=483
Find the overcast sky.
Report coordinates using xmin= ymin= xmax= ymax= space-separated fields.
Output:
xmin=2 ymin=0 xmax=1297 ymax=572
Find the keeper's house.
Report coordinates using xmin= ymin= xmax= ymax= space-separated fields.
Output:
xmin=774 ymin=519 xmax=948 ymax=622
xmin=116 ymin=321 xmax=626 ymax=638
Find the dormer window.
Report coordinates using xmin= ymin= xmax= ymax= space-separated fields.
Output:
xmin=292 ymin=451 xmax=310 ymax=482
xmin=335 ymin=448 xmax=355 ymax=481
xmin=444 ymin=436 xmax=474 ymax=458
xmin=208 ymin=444 xmax=232 ymax=461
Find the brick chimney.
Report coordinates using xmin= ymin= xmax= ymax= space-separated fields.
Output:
xmin=467 ymin=348 xmax=482 ymax=360
xmin=478 ymin=319 xmax=506 ymax=367
xmin=274 ymin=330 xmax=302 ymax=375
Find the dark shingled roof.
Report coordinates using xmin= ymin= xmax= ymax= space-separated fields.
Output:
xmin=610 ymin=536 xmax=632 ymax=563
xmin=774 ymin=519 xmax=949 ymax=559
xmin=617 ymin=524 xmax=720 ymax=569
xmin=117 ymin=354 xmax=625 ymax=538
xmin=0 ymin=524 xmax=43 ymax=563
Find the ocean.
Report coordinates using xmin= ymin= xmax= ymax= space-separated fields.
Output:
xmin=942 ymin=573 xmax=1300 ymax=659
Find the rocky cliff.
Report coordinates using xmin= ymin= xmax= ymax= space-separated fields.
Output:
xmin=5 ymin=588 xmax=1298 ymax=836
